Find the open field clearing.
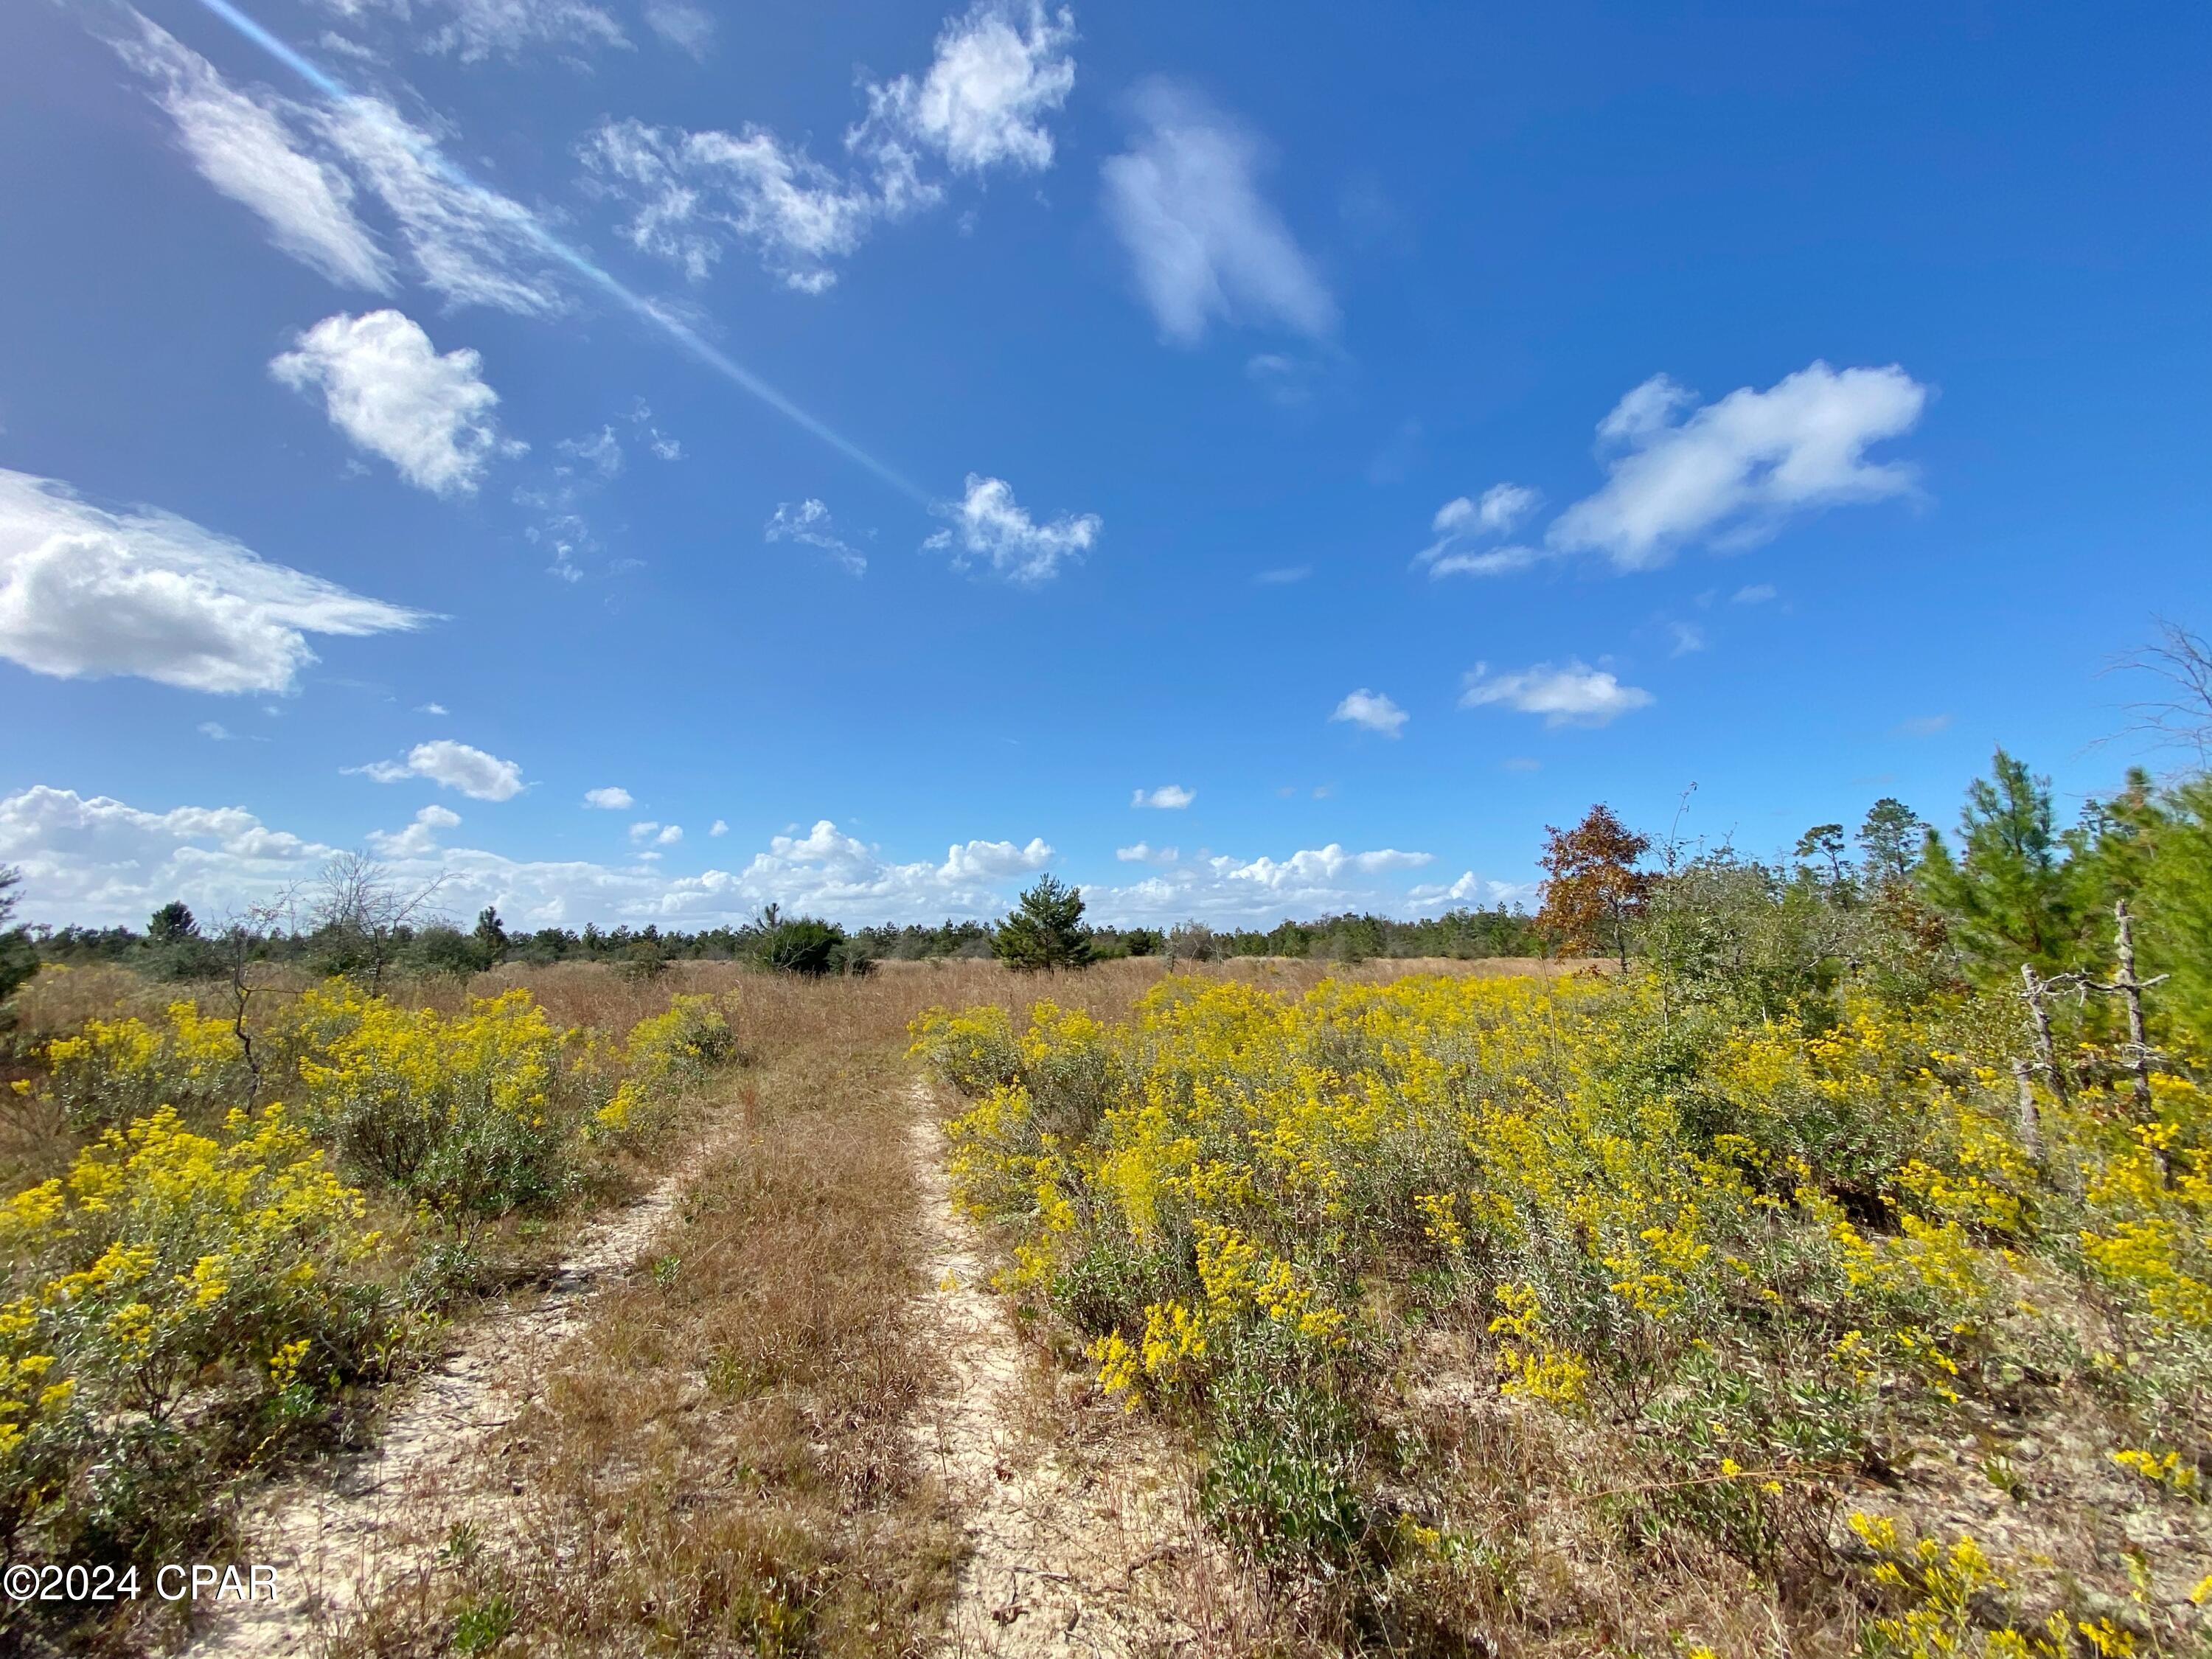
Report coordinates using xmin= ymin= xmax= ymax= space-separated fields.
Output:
xmin=2 ymin=925 xmax=2209 ymax=1658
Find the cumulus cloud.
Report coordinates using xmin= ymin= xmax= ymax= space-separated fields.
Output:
xmin=582 ymin=786 xmax=632 ymax=810
xmin=113 ymin=18 xmax=392 ymax=291
xmin=709 ymin=818 xmax=728 ymax=837
xmin=271 ymin=311 xmax=524 ymax=495
xmin=368 ymin=802 xmax=461 ymax=858
xmin=1405 ymin=870 xmax=1538 ymax=911
xmin=116 ymin=22 xmax=566 ymax=316
xmin=765 ymin=499 xmax=866 ymax=575
xmin=1416 ymin=484 xmax=1548 ymax=579
xmin=2 ymin=787 xmax=1482 ymax=934
xmin=349 ymin=739 xmax=525 ymax=800
xmin=1131 ymin=785 xmax=1194 ymax=810
xmin=1548 ymin=363 xmax=1930 ymax=569
xmin=1733 ymin=583 xmax=1778 ymax=605
xmin=925 ymin=475 xmax=1099 ymax=585
xmin=1090 ymin=842 xmax=1436 ymax=926
xmin=854 ymin=0 xmax=1077 ymax=175
xmin=0 ymin=787 xmax=337 ymax=923
xmin=0 ymin=468 xmax=425 ymax=695
xmin=1330 ymin=688 xmax=1408 ymax=737
xmin=1459 ymin=661 xmax=1653 ymax=728
xmin=1100 ymin=80 xmax=1335 ymax=344
xmin=581 ymin=1 xmax=1074 ymax=291
xmin=663 ymin=820 xmax=1056 ymax=924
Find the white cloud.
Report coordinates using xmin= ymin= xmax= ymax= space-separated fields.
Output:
xmin=627 ymin=400 xmax=684 ymax=460
xmin=1459 ymin=661 xmax=1653 ymax=728
xmin=580 ymin=5 xmax=1071 ymax=292
xmin=1437 ymin=484 xmax=1540 ymax=538
xmin=938 ymin=835 xmax=1054 ymax=881
xmin=657 ymin=824 xmax=683 ymax=846
xmin=628 ymin=820 xmax=661 ymax=843
xmin=0 ymin=469 xmax=425 ymax=695
xmin=558 ymin=425 xmax=623 ymax=479
xmin=113 ymin=19 xmax=392 ymax=291
xmin=1405 ymin=871 xmax=1538 ymax=911
xmin=1116 ymin=842 xmax=1178 ymax=864
xmin=1666 ymin=621 xmax=1706 ymax=656
xmin=271 ymin=311 xmax=523 ymax=495
xmin=642 ymin=0 xmax=714 ymax=56
xmin=1254 ymin=564 xmax=1310 ymax=585
xmin=0 ymin=787 xmax=336 ymax=924
xmin=1896 ymin=713 xmax=1954 ymax=737
xmin=116 ymin=23 xmax=566 ymax=316
xmin=665 ymin=819 xmax=1057 ymax=924
xmin=368 ymin=802 xmax=462 ymax=858
xmin=1733 ymin=583 xmax=1778 ymax=605
xmin=1131 ymin=785 xmax=1195 ymax=810
xmin=854 ymin=1 xmax=1077 ymax=175
xmin=1090 ymin=842 xmax=1435 ymax=926
xmin=417 ymin=700 xmax=449 ymax=714
xmin=4 ymin=787 xmax=1475 ymax=934
xmin=709 ymin=818 xmax=728 ymax=837
xmin=1548 ymin=362 xmax=1930 ymax=570
xmin=313 ymin=94 xmax=566 ymax=316
xmin=407 ymin=0 xmax=628 ymax=62
xmin=765 ymin=499 xmax=866 ymax=575
xmin=582 ymin=786 xmax=633 ymax=810
xmin=1330 ymin=688 xmax=1408 ymax=737
xmin=580 ymin=117 xmax=881 ymax=292
xmin=1416 ymin=484 xmax=1548 ymax=579
xmin=349 ymin=739 xmax=524 ymax=800
xmin=925 ymin=475 xmax=1099 ymax=585
xmin=1100 ymin=80 xmax=1335 ymax=344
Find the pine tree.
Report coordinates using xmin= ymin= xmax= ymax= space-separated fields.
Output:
xmin=1916 ymin=750 xmax=2084 ymax=980
xmin=0 ymin=866 xmax=37 ymax=1012
xmin=994 ymin=875 xmax=1095 ymax=973
xmin=1856 ymin=799 xmax=1926 ymax=886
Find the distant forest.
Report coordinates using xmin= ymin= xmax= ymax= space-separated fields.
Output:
xmin=22 ymin=897 xmax=1541 ymax=983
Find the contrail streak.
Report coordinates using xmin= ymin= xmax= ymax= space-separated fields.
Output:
xmin=185 ymin=0 xmax=928 ymax=503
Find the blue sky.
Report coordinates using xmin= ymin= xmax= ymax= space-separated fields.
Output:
xmin=1 ymin=0 xmax=2205 ymax=931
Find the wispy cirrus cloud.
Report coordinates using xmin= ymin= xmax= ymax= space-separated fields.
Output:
xmin=766 ymin=499 xmax=867 ymax=575
xmin=1101 ymin=80 xmax=1335 ymax=344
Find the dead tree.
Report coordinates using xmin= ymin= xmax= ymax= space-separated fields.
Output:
xmin=2084 ymin=898 xmax=2170 ymax=1178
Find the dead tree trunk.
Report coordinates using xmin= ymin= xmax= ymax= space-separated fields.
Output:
xmin=2111 ymin=900 xmax=2154 ymax=1117
xmin=2009 ymin=1058 xmax=2041 ymax=1158
xmin=2017 ymin=963 xmax=2071 ymax=1107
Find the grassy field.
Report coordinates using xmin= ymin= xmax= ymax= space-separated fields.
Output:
xmin=0 ymin=953 xmax=2205 ymax=1657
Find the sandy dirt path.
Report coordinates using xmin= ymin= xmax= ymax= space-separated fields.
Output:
xmin=905 ymin=1085 xmax=1256 ymax=1657
xmin=183 ymin=1124 xmax=730 ymax=1657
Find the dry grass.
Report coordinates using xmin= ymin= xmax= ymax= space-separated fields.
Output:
xmin=327 ymin=1042 xmax=961 ymax=1658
